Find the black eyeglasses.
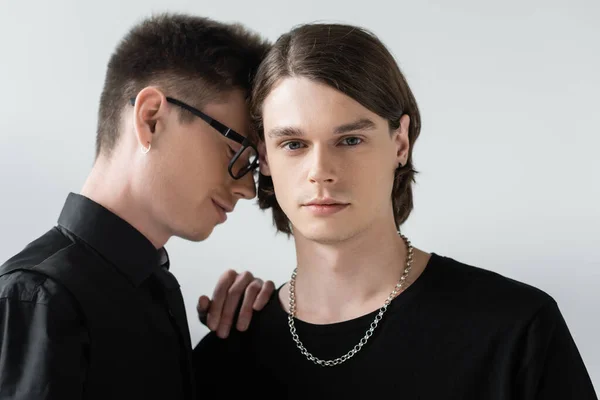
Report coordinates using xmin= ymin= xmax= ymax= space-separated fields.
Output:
xmin=129 ymin=96 xmax=259 ymax=180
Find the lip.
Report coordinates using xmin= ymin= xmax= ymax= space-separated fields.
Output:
xmin=302 ymin=198 xmax=349 ymax=216
xmin=304 ymin=197 xmax=348 ymax=206
xmin=212 ymin=198 xmax=234 ymax=213
xmin=211 ymin=199 xmax=232 ymax=223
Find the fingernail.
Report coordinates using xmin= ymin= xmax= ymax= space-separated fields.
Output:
xmin=217 ymin=326 xmax=229 ymax=339
xmin=207 ymin=315 xmax=217 ymax=331
xmin=237 ymin=319 xmax=249 ymax=331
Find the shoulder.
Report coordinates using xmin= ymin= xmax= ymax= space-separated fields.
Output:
xmin=426 ymin=253 xmax=556 ymax=320
xmin=0 ymin=227 xmax=79 ymax=309
xmin=193 ymin=329 xmax=251 ymax=376
xmin=0 ymin=269 xmax=60 ymax=303
xmin=0 ymin=271 xmax=84 ymax=347
xmin=194 ymin=289 xmax=283 ymax=356
xmin=0 ymin=271 xmax=80 ymax=324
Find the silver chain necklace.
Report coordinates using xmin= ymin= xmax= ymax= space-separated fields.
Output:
xmin=287 ymin=233 xmax=414 ymax=367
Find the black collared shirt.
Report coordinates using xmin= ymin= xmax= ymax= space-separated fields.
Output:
xmin=0 ymin=193 xmax=195 ymax=399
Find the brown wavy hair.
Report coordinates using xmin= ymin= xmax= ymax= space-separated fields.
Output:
xmin=251 ymin=23 xmax=421 ymax=235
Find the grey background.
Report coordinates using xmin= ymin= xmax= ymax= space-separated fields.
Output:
xmin=1 ymin=0 xmax=598 ymax=388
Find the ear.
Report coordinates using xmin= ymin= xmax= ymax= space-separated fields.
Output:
xmin=131 ymin=87 xmax=169 ymax=153
xmin=258 ymin=140 xmax=271 ymax=176
xmin=393 ymin=114 xmax=410 ymax=167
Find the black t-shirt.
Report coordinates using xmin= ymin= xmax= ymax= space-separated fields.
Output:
xmin=193 ymin=253 xmax=597 ymax=399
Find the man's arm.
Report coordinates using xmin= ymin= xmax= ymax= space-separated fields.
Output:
xmin=193 ymin=270 xmax=272 ymax=398
xmin=516 ymin=300 xmax=598 ymax=399
xmin=192 ymin=330 xmax=250 ymax=399
xmin=0 ymin=272 xmax=87 ymax=400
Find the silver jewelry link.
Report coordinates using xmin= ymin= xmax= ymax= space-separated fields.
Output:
xmin=287 ymin=233 xmax=413 ymax=366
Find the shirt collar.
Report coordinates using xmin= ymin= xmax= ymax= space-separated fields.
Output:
xmin=57 ymin=192 xmax=170 ymax=286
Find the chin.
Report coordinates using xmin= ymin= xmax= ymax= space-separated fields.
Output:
xmin=294 ymin=219 xmax=361 ymax=245
xmin=178 ymin=225 xmax=213 ymax=242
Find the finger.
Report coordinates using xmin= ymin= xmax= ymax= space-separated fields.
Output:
xmin=253 ymin=280 xmax=276 ymax=311
xmin=197 ymin=295 xmax=211 ymax=326
xmin=207 ymin=269 xmax=238 ymax=332
xmin=236 ymin=279 xmax=263 ymax=331
xmin=216 ymin=271 xmax=254 ymax=338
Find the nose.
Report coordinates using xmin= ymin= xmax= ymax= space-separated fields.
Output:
xmin=231 ymin=170 xmax=257 ymax=200
xmin=307 ymin=145 xmax=337 ymax=185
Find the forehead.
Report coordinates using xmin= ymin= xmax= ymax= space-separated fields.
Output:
xmin=262 ymin=77 xmax=381 ymax=134
xmin=201 ymin=89 xmax=251 ymax=138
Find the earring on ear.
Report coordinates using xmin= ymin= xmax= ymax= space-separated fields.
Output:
xmin=141 ymin=142 xmax=151 ymax=154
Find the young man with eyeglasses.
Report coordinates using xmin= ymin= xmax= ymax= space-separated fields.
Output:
xmin=193 ymin=23 xmax=598 ymax=399
xmin=0 ymin=13 xmax=274 ymax=400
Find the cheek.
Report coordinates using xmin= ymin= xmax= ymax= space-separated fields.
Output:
xmin=269 ymin=157 xmax=298 ymax=206
xmin=361 ymin=158 xmax=396 ymax=203
xmin=344 ymin=151 xmax=395 ymax=195
xmin=197 ymin=146 xmax=228 ymax=181
xmin=167 ymin=137 xmax=226 ymax=194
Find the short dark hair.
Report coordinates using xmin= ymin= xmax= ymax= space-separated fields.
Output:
xmin=96 ymin=13 xmax=270 ymax=157
xmin=251 ymin=23 xmax=422 ymax=235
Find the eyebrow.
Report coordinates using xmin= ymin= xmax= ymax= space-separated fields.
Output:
xmin=334 ymin=118 xmax=377 ymax=134
xmin=267 ymin=126 xmax=304 ymax=139
xmin=267 ymin=118 xmax=377 ymax=139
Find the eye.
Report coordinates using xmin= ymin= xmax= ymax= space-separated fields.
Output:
xmin=340 ymin=136 xmax=363 ymax=146
xmin=228 ymin=145 xmax=237 ymax=156
xmin=282 ymin=141 xmax=305 ymax=151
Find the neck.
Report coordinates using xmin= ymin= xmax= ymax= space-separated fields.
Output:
xmin=80 ymin=154 xmax=170 ymax=249
xmin=286 ymin=221 xmax=414 ymax=324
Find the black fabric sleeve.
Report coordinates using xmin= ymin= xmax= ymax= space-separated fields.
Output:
xmin=192 ymin=329 xmax=250 ymax=399
xmin=0 ymin=273 xmax=88 ymax=400
xmin=515 ymin=300 xmax=598 ymax=399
